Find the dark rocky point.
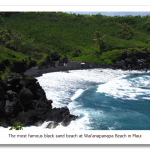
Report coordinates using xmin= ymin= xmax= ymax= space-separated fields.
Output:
xmin=113 ymin=50 xmax=150 ymax=71
xmin=0 ymin=74 xmax=78 ymax=128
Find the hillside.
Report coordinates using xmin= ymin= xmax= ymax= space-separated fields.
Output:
xmin=1 ymin=12 xmax=150 ymax=75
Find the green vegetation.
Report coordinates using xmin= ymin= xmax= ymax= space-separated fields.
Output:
xmin=26 ymin=76 xmax=32 ymax=79
xmin=117 ymin=23 xmax=134 ymax=40
xmin=0 ymin=12 xmax=150 ymax=67
xmin=93 ymin=31 xmax=106 ymax=54
xmin=9 ymin=121 xmax=23 ymax=130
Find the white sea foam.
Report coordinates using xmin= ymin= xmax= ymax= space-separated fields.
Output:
xmin=142 ymin=97 xmax=150 ymax=100
xmin=36 ymin=68 xmax=139 ymax=107
xmin=71 ymin=89 xmax=84 ymax=100
xmin=96 ymin=72 xmax=150 ymax=100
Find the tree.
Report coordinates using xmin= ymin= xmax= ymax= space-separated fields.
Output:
xmin=117 ymin=23 xmax=134 ymax=40
xmin=93 ymin=31 xmax=106 ymax=55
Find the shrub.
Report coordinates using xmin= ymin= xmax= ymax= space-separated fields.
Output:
xmin=9 ymin=121 xmax=23 ymax=130
xmin=100 ymin=49 xmax=124 ymax=64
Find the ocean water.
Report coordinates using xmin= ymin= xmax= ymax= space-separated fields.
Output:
xmin=1 ymin=68 xmax=150 ymax=130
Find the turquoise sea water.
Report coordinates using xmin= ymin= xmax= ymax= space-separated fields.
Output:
xmin=36 ymin=69 xmax=150 ymax=130
xmin=70 ymin=78 xmax=150 ymax=130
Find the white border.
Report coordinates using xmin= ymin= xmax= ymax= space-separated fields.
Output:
xmin=0 ymin=5 xmax=150 ymax=145
xmin=0 ymin=6 xmax=150 ymax=12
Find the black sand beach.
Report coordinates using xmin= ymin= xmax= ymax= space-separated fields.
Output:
xmin=24 ymin=60 xmax=113 ymax=77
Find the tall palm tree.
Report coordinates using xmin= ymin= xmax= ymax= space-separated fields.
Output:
xmin=93 ymin=31 xmax=106 ymax=55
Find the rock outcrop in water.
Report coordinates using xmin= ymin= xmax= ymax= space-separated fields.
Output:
xmin=0 ymin=74 xmax=78 ymax=128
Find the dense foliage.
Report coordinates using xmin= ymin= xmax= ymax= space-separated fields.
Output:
xmin=1 ymin=12 xmax=150 ymax=67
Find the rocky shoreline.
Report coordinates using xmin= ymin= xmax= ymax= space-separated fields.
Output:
xmin=0 ymin=73 xmax=78 ymax=129
xmin=1 ymin=49 xmax=150 ymax=129
xmin=114 ymin=49 xmax=150 ymax=71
